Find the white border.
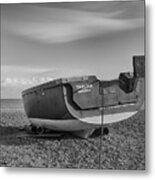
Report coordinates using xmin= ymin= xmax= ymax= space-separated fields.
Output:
xmin=0 ymin=0 xmax=141 ymax=3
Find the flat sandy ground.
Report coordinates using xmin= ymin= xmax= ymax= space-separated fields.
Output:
xmin=0 ymin=99 xmax=145 ymax=169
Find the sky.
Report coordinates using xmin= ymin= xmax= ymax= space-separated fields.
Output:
xmin=1 ymin=0 xmax=145 ymax=99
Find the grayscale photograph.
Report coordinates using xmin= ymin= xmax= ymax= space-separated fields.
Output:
xmin=0 ymin=0 xmax=145 ymax=169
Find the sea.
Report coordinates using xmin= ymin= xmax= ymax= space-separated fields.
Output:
xmin=1 ymin=99 xmax=24 ymax=109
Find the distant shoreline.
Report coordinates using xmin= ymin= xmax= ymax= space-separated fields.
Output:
xmin=1 ymin=99 xmax=24 ymax=109
xmin=1 ymin=98 xmax=22 ymax=100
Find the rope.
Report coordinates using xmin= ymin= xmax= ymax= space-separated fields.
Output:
xmin=99 ymin=82 xmax=104 ymax=169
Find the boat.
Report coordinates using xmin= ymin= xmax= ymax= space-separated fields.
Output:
xmin=22 ymin=55 xmax=145 ymax=138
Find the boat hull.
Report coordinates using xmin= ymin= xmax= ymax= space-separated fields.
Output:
xmin=22 ymin=78 xmax=144 ymax=131
xmin=22 ymin=56 xmax=145 ymax=134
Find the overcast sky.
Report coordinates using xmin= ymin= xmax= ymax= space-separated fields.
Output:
xmin=1 ymin=0 xmax=144 ymax=98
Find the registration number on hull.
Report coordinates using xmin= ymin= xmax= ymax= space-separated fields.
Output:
xmin=76 ymin=84 xmax=93 ymax=93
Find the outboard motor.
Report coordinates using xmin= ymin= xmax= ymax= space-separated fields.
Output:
xmin=119 ymin=55 xmax=145 ymax=93
xmin=119 ymin=72 xmax=135 ymax=93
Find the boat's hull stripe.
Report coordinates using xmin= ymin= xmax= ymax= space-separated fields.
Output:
xmin=29 ymin=111 xmax=137 ymax=131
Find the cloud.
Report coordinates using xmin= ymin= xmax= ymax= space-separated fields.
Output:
xmin=1 ymin=65 xmax=51 ymax=88
xmin=2 ymin=65 xmax=47 ymax=73
xmin=1 ymin=76 xmax=54 ymax=87
xmin=1 ymin=65 xmax=49 ymax=78
xmin=1 ymin=65 xmax=92 ymax=89
xmin=12 ymin=17 xmax=144 ymax=44
xmin=2 ymin=2 xmax=144 ymax=43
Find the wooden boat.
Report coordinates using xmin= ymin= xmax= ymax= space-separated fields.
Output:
xmin=22 ymin=56 xmax=145 ymax=138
